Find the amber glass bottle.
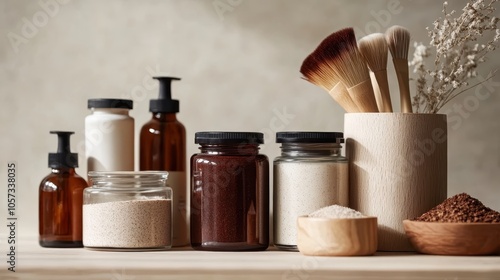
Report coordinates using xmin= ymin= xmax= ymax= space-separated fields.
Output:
xmin=39 ymin=131 xmax=87 ymax=248
xmin=140 ymin=76 xmax=187 ymax=246
xmin=140 ymin=113 xmax=185 ymax=171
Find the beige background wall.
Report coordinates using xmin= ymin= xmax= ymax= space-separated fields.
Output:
xmin=1 ymin=0 xmax=499 ymax=237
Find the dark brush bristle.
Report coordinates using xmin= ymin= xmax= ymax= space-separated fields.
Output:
xmin=312 ymin=27 xmax=370 ymax=87
xmin=300 ymin=54 xmax=319 ymax=81
xmin=319 ymin=28 xmax=356 ymax=53
xmin=300 ymin=53 xmax=338 ymax=90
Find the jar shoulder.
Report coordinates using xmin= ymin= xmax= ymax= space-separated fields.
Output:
xmin=274 ymin=155 xmax=347 ymax=163
xmin=191 ymin=154 xmax=269 ymax=169
xmin=191 ymin=153 xmax=268 ymax=160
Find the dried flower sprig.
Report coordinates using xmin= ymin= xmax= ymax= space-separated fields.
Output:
xmin=410 ymin=0 xmax=499 ymax=113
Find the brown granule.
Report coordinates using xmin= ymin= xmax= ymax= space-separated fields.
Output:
xmin=414 ymin=193 xmax=500 ymax=223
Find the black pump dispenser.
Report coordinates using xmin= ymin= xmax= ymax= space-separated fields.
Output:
xmin=149 ymin=76 xmax=181 ymax=113
xmin=48 ymin=131 xmax=78 ymax=168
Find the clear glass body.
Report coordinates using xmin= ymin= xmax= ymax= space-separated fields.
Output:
xmin=273 ymin=143 xmax=348 ymax=251
xmin=83 ymin=171 xmax=172 ymax=251
xmin=39 ymin=168 xmax=88 ymax=248
xmin=190 ymin=144 xmax=269 ymax=251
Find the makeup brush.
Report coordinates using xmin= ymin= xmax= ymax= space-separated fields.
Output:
xmin=358 ymin=33 xmax=393 ymax=112
xmin=386 ymin=25 xmax=412 ymax=113
xmin=300 ymin=54 xmax=360 ymax=112
xmin=313 ymin=28 xmax=379 ymax=112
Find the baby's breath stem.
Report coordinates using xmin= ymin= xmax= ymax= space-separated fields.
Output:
xmin=409 ymin=0 xmax=499 ymax=114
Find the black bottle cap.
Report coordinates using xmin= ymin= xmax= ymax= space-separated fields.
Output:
xmin=88 ymin=99 xmax=133 ymax=109
xmin=276 ymin=132 xmax=344 ymax=143
xmin=48 ymin=131 xmax=78 ymax=168
xmin=195 ymin=132 xmax=264 ymax=144
xmin=149 ymin=76 xmax=181 ymax=113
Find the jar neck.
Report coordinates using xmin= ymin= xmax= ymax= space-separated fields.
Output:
xmin=199 ymin=144 xmax=260 ymax=155
xmin=280 ymin=143 xmax=342 ymax=157
xmin=88 ymin=171 xmax=168 ymax=188
xmin=91 ymin=108 xmax=130 ymax=115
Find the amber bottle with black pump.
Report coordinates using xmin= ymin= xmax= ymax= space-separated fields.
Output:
xmin=39 ymin=131 xmax=87 ymax=248
xmin=140 ymin=76 xmax=187 ymax=246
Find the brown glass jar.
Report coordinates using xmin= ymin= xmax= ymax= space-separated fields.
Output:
xmin=190 ymin=132 xmax=269 ymax=251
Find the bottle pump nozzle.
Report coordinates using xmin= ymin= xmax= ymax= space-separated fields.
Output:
xmin=149 ymin=76 xmax=181 ymax=113
xmin=48 ymin=131 xmax=78 ymax=168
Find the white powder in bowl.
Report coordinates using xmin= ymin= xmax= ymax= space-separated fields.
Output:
xmin=309 ymin=205 xmax=365 ymax=219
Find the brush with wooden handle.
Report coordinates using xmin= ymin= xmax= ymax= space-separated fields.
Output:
xmin=386 ymin=25 xmax=412 ymax=113
xmin=358 ymin=33 xmax=393 ymax=112
xmin=313 ymin=28 xmax=379 ymax=112
xmin=300 ymin=54 xmax=360 ymax=112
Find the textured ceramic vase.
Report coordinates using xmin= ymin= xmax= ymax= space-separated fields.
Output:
xmin=344 ymin=113 xmax=447 ymax=251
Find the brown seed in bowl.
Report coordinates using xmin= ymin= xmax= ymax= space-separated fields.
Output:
xmin=414 ymin=193 xmax=500 ymax=223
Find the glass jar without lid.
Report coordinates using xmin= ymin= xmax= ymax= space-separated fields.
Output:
xmin=273 ymin=132 xmax=348 ymax=251
xmin=83 ymin=171 xmax=172 ymax=251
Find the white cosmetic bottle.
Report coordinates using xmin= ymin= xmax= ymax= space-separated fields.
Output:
xmin=85 ymin=99 xmax=134 ymax=172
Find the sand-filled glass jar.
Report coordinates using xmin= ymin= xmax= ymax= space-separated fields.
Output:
xmin=190 ymin=132 xmax=269 ymax=251
xmin=273 ymin=132 xmax=348 ymax=251
xmin=83 ymin=171 xmax=172 ymax=251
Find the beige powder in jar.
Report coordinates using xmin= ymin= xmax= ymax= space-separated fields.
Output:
xmin=83 ymin=199 xmax=171 ymax=249
xmin=273 ymin=161 xmax=348 ymax=248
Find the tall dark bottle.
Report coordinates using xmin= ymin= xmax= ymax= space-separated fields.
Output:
xmin=140 ymin=76 xmax=187 ymax=246
xmin=39 ymin=131 xmax=87 ymax=248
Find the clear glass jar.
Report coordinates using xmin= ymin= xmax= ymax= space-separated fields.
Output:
xmin=83 ymin=171 xmax=172 ymax=251
xmin=190 ymin=132 xmax=269 ymax=251
xmin=273 ymin=132 xmax=348 ymax=251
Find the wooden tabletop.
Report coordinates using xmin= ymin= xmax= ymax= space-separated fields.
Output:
xmin=2 ymin=237 xmax=499 ymax=280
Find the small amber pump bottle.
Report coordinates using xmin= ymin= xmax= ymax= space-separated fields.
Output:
xmin=140 ymin=76 xmax=187 ymax=246
xmin=39 ymin=131 xmax=87 ymax=248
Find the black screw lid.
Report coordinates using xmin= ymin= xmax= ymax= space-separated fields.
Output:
xmin=195 ymin=132 xmax=264 ymax=144
xmin=149 ymin=76 xmax=181 ymax=113
xmin=276 ymin=131 xmax=344 ymax=143
xmin=48 ymin=131 xmax=78 ymax=168
xmin=88 ymin=99 xmax=133 ymax=109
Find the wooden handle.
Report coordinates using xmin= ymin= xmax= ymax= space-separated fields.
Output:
xmin=369 ymin=72 xmax=384 ymax=112
xmin=393 ymin=58 xmax=412 ymax=113
xmin=373 ymin=70 xmax=393 ymax=112
xmin=347 ymin=80 xmax=379 ymax=112
xmin=328 ymin=83 xmax=360 ymax=113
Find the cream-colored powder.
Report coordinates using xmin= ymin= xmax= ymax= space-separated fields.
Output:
xmin=273 ymin=161 xmax=348 ymax=248
xmin=83 ymin=199 xmax=171 ymax=249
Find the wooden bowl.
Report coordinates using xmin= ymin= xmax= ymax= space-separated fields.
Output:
xmin=403 ymin=220 xmax=500 ymax=255
xmin=297 ymin=216 xmax=377 ymax=256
